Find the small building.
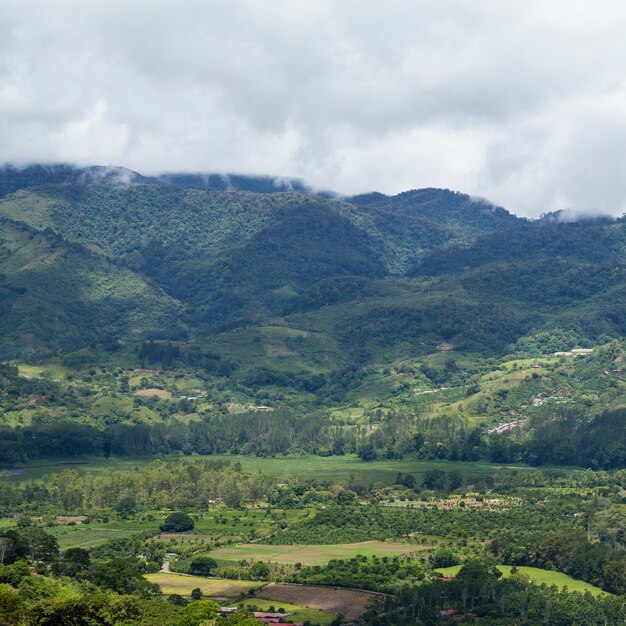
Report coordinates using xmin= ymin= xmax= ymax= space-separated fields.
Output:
xmin=220 ymin=607 xmax=239 ymax=615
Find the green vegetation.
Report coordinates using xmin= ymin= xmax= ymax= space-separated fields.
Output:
xmin=1 ymin=166 xmax=626 ymax=624
xmin=208 ymin=541 xmax=414 ymax=567
xmin=435 ymin=565 xmax=607 ymax=596
xmin=144 ymin=574 xmax=262 ymax=598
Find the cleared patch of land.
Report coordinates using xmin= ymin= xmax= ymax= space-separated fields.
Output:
xmin=436 ymin=565 xmax=608 ymax=596
xmin=145 ymin=573 xmax=263 ymax=598
xmin=153 ymin=533 xmax=216 ymax=543
xmin=134 ymin=388 xmax=172 ymax=399
xmin=258 ymin=583 xmax=376 ymax=620
xmin=211 ymin=541 xmax=417 ymax=566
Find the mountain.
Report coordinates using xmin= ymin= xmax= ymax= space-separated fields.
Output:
xmin=1 ymin=162 xmax=625 ymax=377
xmin=157 ymin=172 xmax=329 ymax=195
xmin=0 ymin=217 xmax=183 ymax=360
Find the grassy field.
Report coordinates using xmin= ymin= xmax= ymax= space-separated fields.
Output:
xmin=144 ymin=573 xmax=263 ymax=599
xmin=48 ymin=517 xmax=161 ymax=549
xmin=435 ymin=565 xmax=608 ymax=596
xmin=210 ymin=541 xmax=416 ymax=566
xmin=4 ymin=453 xmax=564 ymax=485
xmin=258 ymin=583 xmax=376 ymax=620
xmin=240 ymin=598 xmax=334 ymax=625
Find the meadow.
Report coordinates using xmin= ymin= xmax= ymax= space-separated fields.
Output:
xmin=144 ymin=573 xmax=263 ymax=599
xmin=435 ymin=565 xmax=608 ymax=596
xmin=48 ymin=517 xmax=161 ymax=549
xmin=5 ymin=453 xmax=552 ymax=485
xmin=239 ymin=597 xmax=335 ymax=625
xmin=208 ymin=541 xmax=416 ymax=566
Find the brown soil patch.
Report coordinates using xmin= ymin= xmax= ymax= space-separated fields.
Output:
xmin=134 ymin=388 xmax=172 ymax=399
xmin=56 ymin=515 xmax=88 ymax=524
xmin=152 ymin=533 xmax=215 ymax=542
xmin=259 ymin=583 xmax=377 ymax=620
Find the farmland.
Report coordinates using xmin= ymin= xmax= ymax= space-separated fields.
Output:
xmin=144 ymin=573 xmax=263 ymax=599
xmin=435 ymin=565 xmax=608 ymax=596
xmin=208 ymin=541 xmax=416 ymax=566
xmin=258 ymin=583 xmax=377 ymax=621
xmin=239 ymin=598 xmax=335 ymax=625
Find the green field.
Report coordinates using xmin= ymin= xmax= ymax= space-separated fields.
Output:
xmin=4 ymin=453 xmax=558 ymax=485
xmin=48 ymin=517 xmax=162 ymax=549
xmin=209 ymin=541 xmax=417 ymax=566
xmin=240 ymin=598 xmax=334 ymax=625
xmin=144 ymin=573 xmax=263 ymax=598
xmin=435 ymin=565 xmax=608 ymax=596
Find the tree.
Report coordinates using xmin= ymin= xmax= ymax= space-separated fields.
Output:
xmin=403 ymin=474 xmax=416 ymax=489
xmin=160 ymin=512 xmax=194 ymax=533
xmin=22 ymin=526 xmax=59 ymax=563
xmin=189 ymin=556 xmax=217 ymax=577
xmin=422 ymin=469 xmax=446 ymax=491
xmin=115 ymin=496 xmax=137 ymax=519
xmin=358 ymin=442 xmax=377 ymax=462
xmin=179 ymin=599 xmax=220 ymax=626
xmin=0 ymin=538 xmax=12 ymax=565
xmin=168 ymin=594 xmax=188 ymax=606
xmin=191 ymin=587 xmax=202 ymax=600
xmin=250 ymin=561 xmax=270 ymax=580
xmin=603 ymin=559 xmax=626 ymax=595
xmin=54 ymin=547 xmax=90 ymax=577
xmin=336 ymin=489 xmax=357 ymax=505
xmin=430 ymin=548 xmax=458 ymax=568
xmin=446 ymin=470 xmax=463 ymax=491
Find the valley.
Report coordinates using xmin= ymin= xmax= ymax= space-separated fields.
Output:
xmin=0 ymin=165 xmax=624 ymax=625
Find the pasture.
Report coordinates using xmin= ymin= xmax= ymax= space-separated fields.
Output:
xmin=435 ymin=565 xmax=608 ymax=596
xmin=49 ymin=517 xmax=161 ymax=550
xmin=4 ymin=452 xmax=572 ymax=486
xmin=258 ymin=583 xmax=377 ymax=620
xmin=210 ymin=541 xmax=416 ymax=566
xmin=240 ymin=598 xmax=334 ymax=625
xmin=144 ymin=573 xmax=263 ymax=599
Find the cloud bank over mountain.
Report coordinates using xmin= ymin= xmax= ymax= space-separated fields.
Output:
xmin=2 ymin=0 xmax=626 ymax=216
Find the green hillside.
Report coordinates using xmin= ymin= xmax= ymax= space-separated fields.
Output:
xmin=0 ymin=217 xmax=183 ymax=359
xmin=1 ymin=164 xmax=626 ymax=470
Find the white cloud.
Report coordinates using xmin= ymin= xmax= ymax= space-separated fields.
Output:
xmin=2 ymin=0 xmax=626 ymax=216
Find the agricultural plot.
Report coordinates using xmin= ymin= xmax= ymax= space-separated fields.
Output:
xmin=144 ymin=573 xmax=263 ymax=599
xmin=240 ymin=598 xmax=334 ymax=625
xmin=435 ymin=565 xmax=608 ymax=596
xmin=49 ymin=518 xmax=161 ymax=550
xmin=210 ymin=541 xmax=416 ymax=566
xmin=258 ymin=583 xmax=377 ymax=620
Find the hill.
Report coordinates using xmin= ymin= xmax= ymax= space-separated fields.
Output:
xmin=0 ymin=163 xmax=625 ymax=470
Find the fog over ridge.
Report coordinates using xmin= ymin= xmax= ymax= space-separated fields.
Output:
xmin=2 ymin=1 xmax=626 ymax=217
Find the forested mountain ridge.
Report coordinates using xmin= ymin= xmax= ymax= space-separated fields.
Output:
xmin=0 ymin=164 xmax=530 ymax=352
xmin=1 ymin=164 xmax=626 ymax=471
xmin=1 ymin=163 xmax=626 ymax=379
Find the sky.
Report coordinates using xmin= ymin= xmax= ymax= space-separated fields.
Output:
xmin=2 ymin=1 xmax=626 ymax=217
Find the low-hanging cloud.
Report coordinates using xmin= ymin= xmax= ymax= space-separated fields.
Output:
xmin=2 ymin=0 xmax=626 ymax=216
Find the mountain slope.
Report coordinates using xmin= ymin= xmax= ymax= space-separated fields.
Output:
xmin=0 ymin=217 xmax=184 ymax=359
xmin=2 ymin=163 xmax=626 ymax=370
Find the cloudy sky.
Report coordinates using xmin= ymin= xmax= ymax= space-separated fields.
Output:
xmin=2 ymin=1 xmax=626 ymax=216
